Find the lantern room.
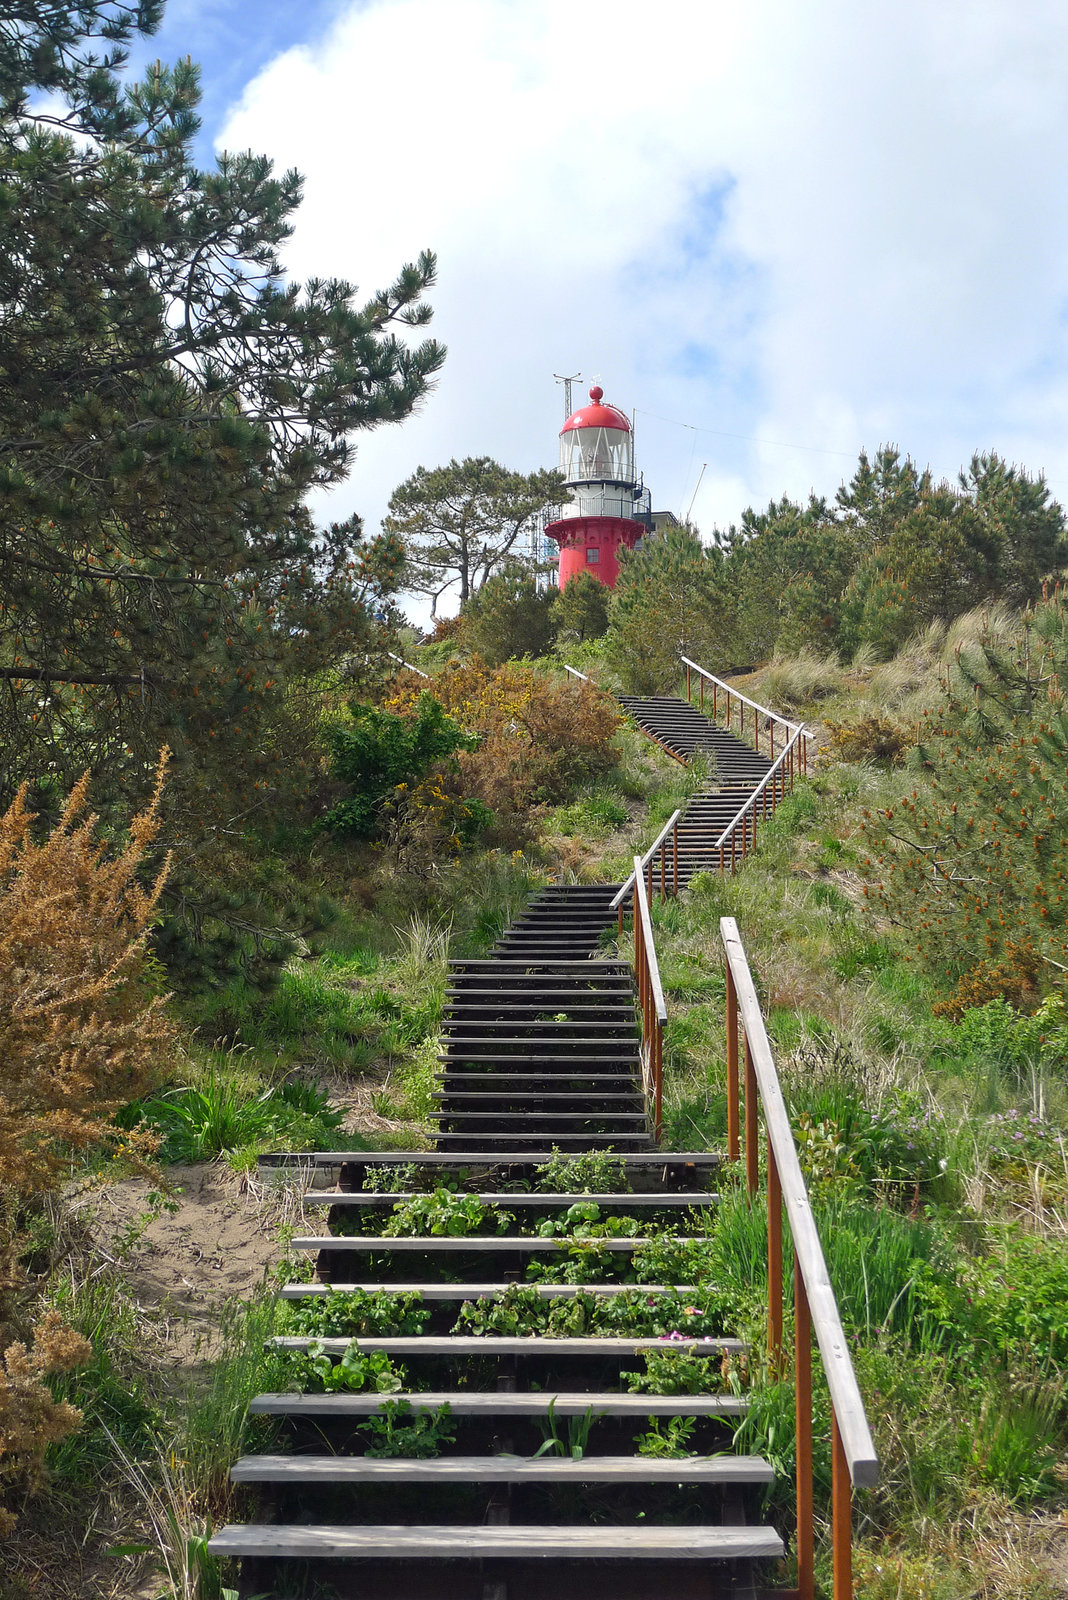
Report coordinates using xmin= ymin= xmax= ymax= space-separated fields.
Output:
xmin=545 ymin=385 xmax=650 ymax=589
xmin=559 ymin=391 xmax=635 ymax=485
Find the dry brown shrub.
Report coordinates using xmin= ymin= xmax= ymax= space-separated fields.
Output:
xmin=0 ymin=1308 xmax=91 ymax=1536
xmin=0 ymin=754 xmax=176 ymax=1194
xmin=388 ymin=658 xmax=622 ymax=835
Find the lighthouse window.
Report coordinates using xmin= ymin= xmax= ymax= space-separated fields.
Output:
xmin=586 ymin=547 xmax=599 ymax=563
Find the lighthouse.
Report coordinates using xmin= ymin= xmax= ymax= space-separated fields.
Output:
xmin=545 ymin=386 xmax=652 ymax=588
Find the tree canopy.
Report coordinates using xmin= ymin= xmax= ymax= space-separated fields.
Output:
xmin=0 ymin=3 xmax=444 ymax=821
xmin=384 ymin=456 xmax=563 ymax=616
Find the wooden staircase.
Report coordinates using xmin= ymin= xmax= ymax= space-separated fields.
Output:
xmin=212 ymin=1145 xmax=784 ymax=1600
xmin=210 ymin=880 xmax=785 ymax=1598
xmin=210 ymin=662 xmax=875 ymax=1600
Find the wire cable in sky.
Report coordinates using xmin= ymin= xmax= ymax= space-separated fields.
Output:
xmin=635 ymin=407 xmax=860 ymax=460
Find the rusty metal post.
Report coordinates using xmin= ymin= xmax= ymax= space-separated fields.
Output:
xmin=832 ymin=1413 xmax=853 ymax=1600
xmin=685 ymin=663 xmax=691 ymax=702
xmin=660 ymin=845 xmax=666 ymax=901
xmin=672 ymin=821 xmax=678 ymax=895
xmin=647 ymin=853 xmax=654 ymax=901
xmin=795 ymin=1257 xmax=815 ymax=1600
xmin=744 ymin=1037 xmax=758 ymax=1197
xmin=700 ymin=675 xmax=704 ymax=710
xmin=713 ymin=682 xmax=718 ymax=719
xmin=730 ymin=826 xmax=737 ymax=873
xmin=770 ymin=724 xmax=775 ymax=762
xmin=725 ymin=959 xmax=739 ymax=1161
xmin=767 ymin=1135 xmax=783 ymax=1369
xmin=654 ymin=1022 xmax=663 ymax=1142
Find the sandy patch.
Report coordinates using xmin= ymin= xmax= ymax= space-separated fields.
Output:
xmin=69 ymin=1163 xmax=304 ymax=1364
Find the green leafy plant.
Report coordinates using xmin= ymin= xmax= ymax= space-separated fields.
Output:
xmin=358 ymin=1400 xmax=455 ymax=1459
xmin=282 ymin=1288 xmax=430 ymax=1339
xmin=362 ymin=1162 xmax=420 ymax=1194
xmin=625 ymin=1347 xmax=736 ymax=1396
xmin=382 ymin=1186 xmax=513 ymax=1237
xmin=534 ymin=1202 xmax=641 ymax=1239
xmin=634 ymin=1416 xmax=699 ymax=1458
xmin=532 ymin=1398 xmax=600 ymax=1460
xmin=284 ymin=1340 xmax=406 ymax=1394
xmin=534 ymin=1147 xmax=628 ymax=1193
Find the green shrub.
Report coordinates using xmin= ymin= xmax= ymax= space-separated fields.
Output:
xmin=122 ymin=1074 xmax=344 ymax=1163
xmin=324 ymin=694 xmax=476 ymax=837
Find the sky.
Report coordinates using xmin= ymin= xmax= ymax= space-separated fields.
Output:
xmin=133 ymin=0 xmax=1068 ymax=616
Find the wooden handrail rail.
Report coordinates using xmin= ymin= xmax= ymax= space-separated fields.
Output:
xmin=387 ymin=650 xmax=429 ymax=680
xmin=712 ymin=727 xmax=805 ymax=851
xmin=632 ymin=857 xmax=667 ymax=1139
xmin=721 ymin=917 xmax=877 ymax=1485
xmin=720 ymin=916 xmax=878 ymax=1600
xmin=681 ymin=652 xmax=805 ymax=732
xmin=680 ymin=654 xmax=811 ymax=738
xmin=609 ymin=808 xmax=682 ymax=911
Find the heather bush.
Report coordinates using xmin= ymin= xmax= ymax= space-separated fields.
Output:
xmin=0 ymin=757 xmax=174 ymax=1193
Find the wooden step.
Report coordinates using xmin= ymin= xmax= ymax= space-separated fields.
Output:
xmin=229 ymin=1452 xmax=773 ymax=1484
xmin=305 ymin=1192 xmax=717 ymax=1208
xmin=280 ymin=1282 xmax=698 ymax=1300
xmin=209 ymin=1522 xmax=783 ymax=1559
xmin=292 ymin=1234 xmax=698 ymax=1253
xmin=260 ymin=1151 xmax=723 ymax=1169
xmin=273 ymin=1335 xmax=745 ymax=1357
xmin=248 ymin=1390 xmax=748 ymax=1417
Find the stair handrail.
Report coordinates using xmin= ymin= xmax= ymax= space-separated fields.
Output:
xmin=711 ymin=724 xmax=806 ymax=866
xmin=721 ymin=916 xmax=878 ymax=1600
xmin=387 ymin=650 xmax=429 ymax=680
xmin=632 ymin=856 xmax=667 ymax=1140
xmin=680 ymin=653 xmax=808 ymax=738
xmin=563 ymin=664 xmax=591 ymax=682
xmin=608 ymin=807 xmax=683 ymax=912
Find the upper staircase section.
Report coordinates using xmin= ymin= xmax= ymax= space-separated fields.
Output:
xmin=618 ymin=694 xmax=774 ymax=785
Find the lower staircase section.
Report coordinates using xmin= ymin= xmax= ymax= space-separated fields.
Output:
xmin=210 ymin=1149 xmax=784 ymax=1600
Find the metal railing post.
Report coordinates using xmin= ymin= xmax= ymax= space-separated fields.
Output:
xmin=725 ymin=960 xmax=739 ymax=1161
xmin=685 ymin=662 xmax=691 ymax=701
xmin=744 ymin=1037 xmax=758 ymax=1197
xmin=832 ymin=1414 xmax=853 ymax=1600
xmin=795 ymin=1257 xmax=815 ymax=1600
xmin=767 ymin=1135 xmax=783 ymax=1370
xmin=672 ymin=820 xmax=678 ymax=895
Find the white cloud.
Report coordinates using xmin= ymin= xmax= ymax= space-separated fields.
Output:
xmin=219 ymin=0 xmax=1068 ymax=614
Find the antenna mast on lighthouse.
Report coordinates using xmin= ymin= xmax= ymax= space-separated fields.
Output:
xmin=553 ymin=372 xmax=582 ymax=419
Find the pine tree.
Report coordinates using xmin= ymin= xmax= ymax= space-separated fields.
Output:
xmin=605 ymin=525 xmax=731 ymax=692
xmin=554 ymin=569 xmax=609 ymax=646
xmin=0 ymin=4 xmax=444 ymax=823
xmin=384 ymin=457 xmax=563 ymax=617
xmin=461 ymin=569 xmax=557 ymax=665
xmin=859 ymin=592 xmax=1068 ymax=1010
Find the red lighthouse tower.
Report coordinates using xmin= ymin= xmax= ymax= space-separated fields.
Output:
xmin=545 ymin=386 xmax=651 ymax=588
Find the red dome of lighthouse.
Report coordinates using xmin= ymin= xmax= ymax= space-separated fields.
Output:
xmin=561 ymin=385 xmax=631 ymax=434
